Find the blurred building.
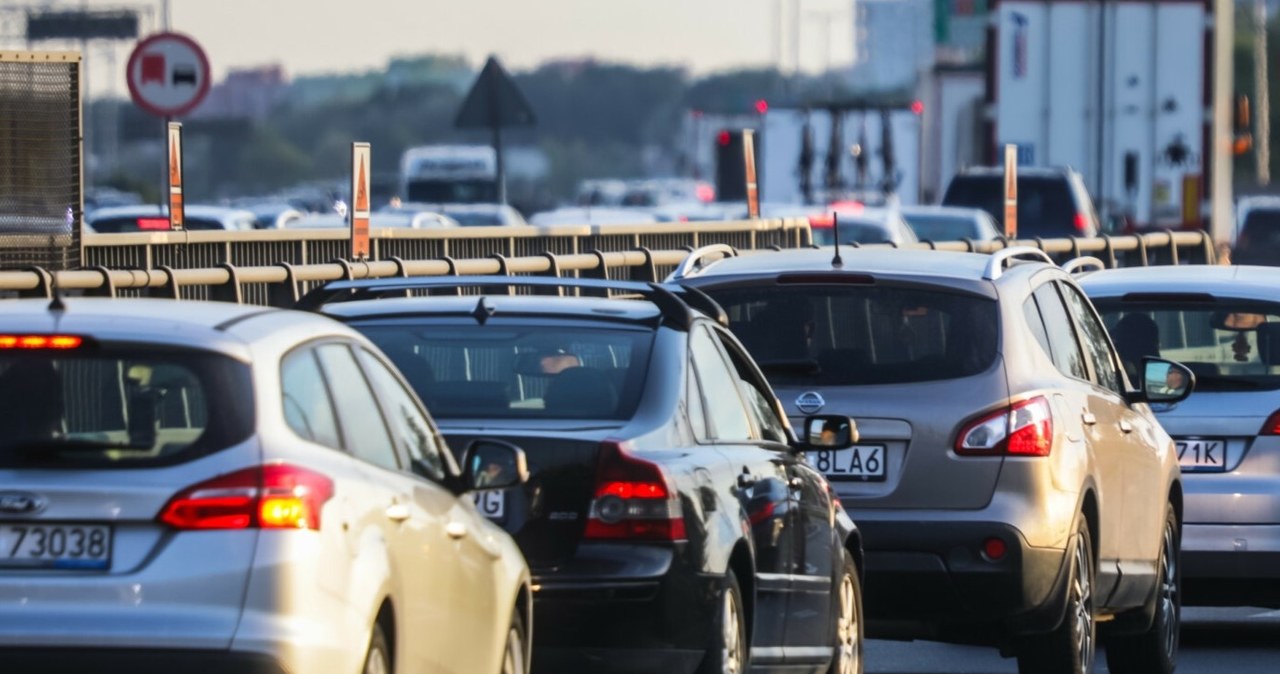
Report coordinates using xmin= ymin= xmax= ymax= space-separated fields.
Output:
xmin=192 ymin=65 xmax=289 ymax=121
xmin=847 ymin=0 xmax=934 ymax=93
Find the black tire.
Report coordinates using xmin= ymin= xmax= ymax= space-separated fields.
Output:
xmin=1017 ymin=518 xmax=1097 ymax=674
xmin=362 ymin=622 xmax=392 ymax=674
xmin=698 ymin=570 xmax=749 ymax=674
xmin=827 ymin=551 xmax=864 ymax=674
xmin=1105 ymin=504 xmax=1180 ymax=674
xmin=501 ymin=604 xmax=529 ymax=674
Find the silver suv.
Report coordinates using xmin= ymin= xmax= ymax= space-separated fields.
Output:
xmin=677 ymin=246 xmax=1187 ymax=674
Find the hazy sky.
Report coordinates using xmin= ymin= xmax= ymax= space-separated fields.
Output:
xmin=17 ymin=0 xmax=856 ymax=95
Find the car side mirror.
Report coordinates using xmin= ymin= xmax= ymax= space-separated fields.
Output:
xmin=1137 ymin=357 xmax=1195 ymax=404
xmin=460 ymin=439 xmax=529 ymax=493
xmin=797 ymin=415 xmax=859 ymax=451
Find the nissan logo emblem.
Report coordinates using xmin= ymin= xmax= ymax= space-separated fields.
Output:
xmin=0 ymin=491 xmax=47 ymax=516
xmin=795 ymin=391 xmax=826 ymax=415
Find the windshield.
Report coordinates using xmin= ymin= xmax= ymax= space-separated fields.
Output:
xmin=446 ymin=211 xmax=505 ymax=226
xmin=405 ymin=179 xmax=498 ymax=204
xmin=0 ymin=347 xmax=254 ymax=468
xmin=943 ymin=175 xmax=1078 ymax=238
xmin=905 ymin=215 xmax=978 ymax=241
xmin=811 ymin=222 xmax=891 ymax=246
xmin=704 ymin=285 xmax=999 ymax=386
xmin=1095 ymin=300 xmax=1280 ymax=391
xmin=353 ymin=322 xmax=654 ymax=420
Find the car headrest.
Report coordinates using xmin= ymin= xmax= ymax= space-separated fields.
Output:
xmin=1256 ymin=323 xmax=1280 ymax=366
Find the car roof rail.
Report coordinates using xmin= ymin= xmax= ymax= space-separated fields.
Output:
xmin=1061 ymin=256 xmax=1107 ymax=275
xmin=665 ymin=244 xmax=738 ymax=282
xmin=295 ymin=275 xmax=728 ymax=329
xmin=982 ymin=246 xmax=1056 ymax=281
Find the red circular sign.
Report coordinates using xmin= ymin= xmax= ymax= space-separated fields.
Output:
xmin=126 ymin=32 xmax=211 ymax=118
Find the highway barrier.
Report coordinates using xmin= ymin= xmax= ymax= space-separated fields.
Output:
xmin=0 ymin=227 xmax=1217 ymax=307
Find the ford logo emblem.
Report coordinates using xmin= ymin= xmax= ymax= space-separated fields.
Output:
xmin=0 ymin=491 xmax=46 ymax=516
xmin=795 ymin=391 xmax=826 ymax=415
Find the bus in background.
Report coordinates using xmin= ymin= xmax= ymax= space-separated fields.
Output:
xmin=399 ymin=145 xmax=498 ymax=204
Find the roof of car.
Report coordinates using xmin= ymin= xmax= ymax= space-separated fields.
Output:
xmin=0 ymin=298 xmax=298 ymax=359
xmin=954 ymin=166 xmax=1077 ymax=179
xmin=1078 ymin=264 xmax=1280 ymax=301
xmin=320 ymin=294 xmax=665 ymax=325
xmin=680 ymin=247 xmax=996 ymax=282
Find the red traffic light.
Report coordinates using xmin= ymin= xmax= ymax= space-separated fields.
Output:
xmin=754 ymin=99 xmax=769 ymax=115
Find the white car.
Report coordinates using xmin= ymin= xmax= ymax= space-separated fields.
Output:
xmin=0 ymin=297 xmax=532 ymax=674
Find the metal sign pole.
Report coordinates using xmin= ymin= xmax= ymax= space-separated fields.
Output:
xmin=1004 ymin=144 xmax=1018 ymax=239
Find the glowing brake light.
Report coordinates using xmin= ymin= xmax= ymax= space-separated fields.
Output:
xmin=584 ymin=441 xmax=686 ymax=541
xmin=1260 ymin=410 xmax=1280 ymax=436
xmin=159 ymin=464 xmax=334 ymax=531
xmin=136 ymin=217 xmax=171 ymax=231
xmin=956 ymin=397 xmax=1054 ymax=457
xmin=1073 ymin=213 xmax=1089 ymax=232
xmin=0 ymin=335 xmax=83 ymax=350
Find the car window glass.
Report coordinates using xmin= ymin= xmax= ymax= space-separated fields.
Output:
xmin=357 ymin=349 xmax=447 ymax=481
xmin=1023 ymin=296 xmax=1054 ymax=361
xmin=686 ymin=365 xmax=709 ymax=442
xmin=688 ymin=327 xmax=754 ymax=442
xmin=714 ymin=330 xmax=788 ymax=444
xmin=315 ymin=344 xmax=400 ymax=471
xmin=1060 ymin=283 xmax=1123 ymax=394
xmin=281 ymin=348 xmax=342 ymax=449
xmin=1032 ymin=284 xmax=1090 ymax=381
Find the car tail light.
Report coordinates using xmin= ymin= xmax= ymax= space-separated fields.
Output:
xmin=0 ymin=335 xmax=83 ymax=349
xmin=137 ymin=217 xmax=171 ymax=231
xmin=159 ymin=464 xmax=334 ymax=531
xmin=1260 ymin=410 xmax=1280 ymax=436
xmin=584 ymin=440 xmax=686 ymax=541
xmin=955 ymin=397 xmax=1054 ymax=457
xmin=1073 ymin=213 xmax=1088 ymax=232
xmin=809 ymin=214 xmax=834 ymax=228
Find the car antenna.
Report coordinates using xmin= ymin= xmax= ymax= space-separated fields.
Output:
xmin=831 ymin=210 xmax=843 ymax=269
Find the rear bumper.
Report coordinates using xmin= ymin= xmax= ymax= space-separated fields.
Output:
xmin=1182 ymin=523 xmax=1280 ymax=607
xmin=531 ymin=543 xmax=716 ymax=674
xmin=0 ymin=648 xmax=286 ymax=674
xmin=857 ymin=520 xmax=1071 ymax=644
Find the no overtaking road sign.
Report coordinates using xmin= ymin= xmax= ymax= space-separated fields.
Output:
xmin=126 ymin=32 xmax=210 ymax=118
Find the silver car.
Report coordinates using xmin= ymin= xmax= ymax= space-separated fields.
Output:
xmin=1081 ymin=264 xmax=1280 ymax=608
xmin=678 ymin=246 xmax=1187 ymax=674
xmin=0 ymin=298 xmax=531 ymax=674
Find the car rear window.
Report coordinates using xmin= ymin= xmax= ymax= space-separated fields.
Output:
xmin=1237 ymin=209 xmax=1280 ymax=264
xmin=705 ymin=285 xmax=999 ymax=386
xmin=904 ymin=214 xmax=977 ymax=241
xmin=811 ymin=222 xmax=891 ymax=245
xmin=353 ymin=322 xmax=654 ymax=420
xmin=1095 ymin=300 xmax=1280 ymax=392
xmin=0 ymin=345 xmax=254 ymax=468
xmin=942 ymin=175 xmax=1078 ymax=238
xmin=90 ymin=216 xmax=228 ymax=233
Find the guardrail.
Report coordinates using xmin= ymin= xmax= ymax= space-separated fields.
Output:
xmin=0 ymin=229 xmax=1217 ymax=308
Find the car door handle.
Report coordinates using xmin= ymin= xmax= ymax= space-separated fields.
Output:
xmin=1081 ymin=412 xmax=1098 ymax=426
xmin=1119 ymin=420 xmax=1134 ymax=434
xmin=737 ymin=471 xmax=758 ymax=489
xmin=445 ymin=521 xmax=469 ymax=540
xmin=788 ymin=476 xmax=804 ymax=489
xmin=385 ymin=503 xmax=411 ymax=523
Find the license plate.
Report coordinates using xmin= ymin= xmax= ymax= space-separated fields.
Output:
xmin=473 ymin=491 xmax=505 ymax=519
xmin=1177 ymin=439 xmax=1226 ymax=472
xmin=809 ymin=445 xmax=887 ymax=482
xmin=0 ymin=523 xmax=111 ymax=570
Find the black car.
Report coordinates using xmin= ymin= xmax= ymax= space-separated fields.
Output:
xmin=941 ymin=166 xmax=1100 ymax=239
xmin=301 ymin=276 xmax=866 ymax=674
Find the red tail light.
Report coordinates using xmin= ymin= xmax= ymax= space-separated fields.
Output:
xmin=955 ymin=397 xmax=1054 ymax=457
xmin=1073 ymin=213 xmax=1089 ymax=232
xmin=159 ymin=464 xmax=334 ymax=531
xmin=0 ymin=335 xmax=83 ymax=350
xmin=809 ymin=214 xmax=833 ymax=228
xmin=1260 ymin=410 xmax=1280 ymax=436
xmin=136 ymin=217 xmax=171 ymax=231
xmin=584 ymin=441 xmax=686 ymax=541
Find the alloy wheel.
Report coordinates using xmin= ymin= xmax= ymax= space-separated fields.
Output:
xmin=1072 ymin=537 xmax=1095 ymax=670
xmin=1158 ymin=522 xmax=1179 ymax=658
xmin=722 ymin=589 xmax=743 ymax=674
xmin=834 ymin=573 xmax=860 ymax=674
xmin=501 ymin=620 xmax=525 ymax=674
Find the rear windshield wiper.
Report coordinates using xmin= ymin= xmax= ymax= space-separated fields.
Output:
xmin=0 ymin=438 xmax=153 ymax=453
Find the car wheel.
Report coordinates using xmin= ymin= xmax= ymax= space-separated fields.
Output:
xmin=699 ymin=570 xmax=749 ymax=674
xmin=500 ymin=605 xmax=528 ymax=674
xmin=362 ymin=623 xmax=392 ymax=674
xmin=1016 ymin=518 xmax=1096 ymax=674
xmin=828 ymin=551 xmax=864 ymax=674
xmin=1104 ymin=504 xmax=1180 ymax=674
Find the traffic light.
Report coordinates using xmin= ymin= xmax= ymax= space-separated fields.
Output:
xmin=715 ymin=129 xmax=760 ymax=203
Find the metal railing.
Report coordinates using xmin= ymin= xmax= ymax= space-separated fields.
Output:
xmin=0 ymin=227 xmax=1219 ymax=308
